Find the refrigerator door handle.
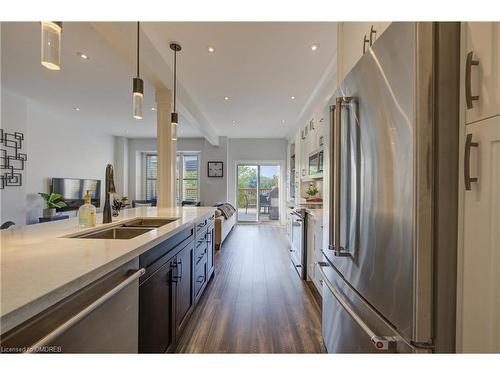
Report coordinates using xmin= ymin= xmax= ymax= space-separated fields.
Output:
xmin=318 ymin=262 xmax=396 ymax=351
xmin=332 ymin=97 xmax=351 ymax=257
xmin=328 ymin=105 xmax=336 ymax=252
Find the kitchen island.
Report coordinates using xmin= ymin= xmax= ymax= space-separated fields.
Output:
xmin=0 ymin=206 xmax=216 ymax=352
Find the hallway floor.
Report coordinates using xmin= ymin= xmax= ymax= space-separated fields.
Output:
xmin=175 ymin=224 xmax=325 ymax=353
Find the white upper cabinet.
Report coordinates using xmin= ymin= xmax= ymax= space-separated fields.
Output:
xmin=464 ymin=22 xmax=500 ymax=124
xmin=337 ymin=22 xmax=391 ymax=83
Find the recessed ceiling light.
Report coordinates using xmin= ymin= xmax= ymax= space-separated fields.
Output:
xmin=208 ymin=46 xmax=215 ymax=53
xmin=281 ymin=119 xmax=286 ymax=124
xmin=232 ymin=120 xmax=237 ymax=125
xmin=311 ymin=44 xmax=319 ymax=51
xmin=151 ymin=107 xmax=156 ymax=111
xmin=76 ymin=51 xmax=89 ymax=60
xmin=224 ymin=96 xmax=230 ymax=101
xmin=73 ymin=107 xmax=80 ymax=111
xmin=290 ymin=96 xmax=296 ymax=100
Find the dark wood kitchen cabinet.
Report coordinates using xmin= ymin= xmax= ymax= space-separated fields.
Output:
xmin=139 ymin=239 xmax=194 ymax=353
xmin=139 ymin=258 xmax=176 ymax=353
xmin=175 ymin=241 xmax=194 ymax=335
xmin=139 ymin=226 xmax=194 ymax=353
xmin=193 ymin=214 xmax=215 ymax=302
xmin=139 ymin=242 xmax=194 ymax=353
xmin=138 ymin=213 xmax=216 ymax=353
xmin=207 ymin=221 xmax=215 ymax=276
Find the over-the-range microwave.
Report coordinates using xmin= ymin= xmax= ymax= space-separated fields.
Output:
xmin=308 ymin=149 xmax=324 ymax=177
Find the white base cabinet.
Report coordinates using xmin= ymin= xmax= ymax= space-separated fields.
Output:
xmin=307 ymin=213 xmax=324 ymax=295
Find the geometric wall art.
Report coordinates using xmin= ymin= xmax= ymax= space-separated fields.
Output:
xmin=0 ymin=129 xmax=27 ymax=189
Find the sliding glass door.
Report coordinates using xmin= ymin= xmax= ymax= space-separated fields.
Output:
xmin=236 ymin=164 xmax=280 ymax=223
xmin=237 ymin=165 xmax=258 ymax=221
xmin=258 ymin=165 xmax=280 ymax=222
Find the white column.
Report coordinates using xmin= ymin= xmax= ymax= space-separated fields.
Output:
xmin=113 ymin=136 xmax=129 ymax=197
xmin=155 ymin=90 xmax=176 ymax=207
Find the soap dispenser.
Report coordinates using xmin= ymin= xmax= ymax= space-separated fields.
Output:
xmin=78 ymin=190 xmax=96 ymax=228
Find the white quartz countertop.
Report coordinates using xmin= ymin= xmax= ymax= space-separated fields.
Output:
xmin=0 ymin=206 xmax=215 ymax=334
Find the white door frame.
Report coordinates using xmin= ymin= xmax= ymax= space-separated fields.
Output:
xmin=233 ymin=159 xmax=286 ymax=225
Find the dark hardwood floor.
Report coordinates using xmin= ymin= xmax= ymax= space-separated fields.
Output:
xmin=175 ymin=224 xmax=325 ymax=353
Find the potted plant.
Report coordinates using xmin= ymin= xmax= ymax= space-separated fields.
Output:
xmin=306 ymin=183 xmax=320 ymax=202
xmin=39 ymin=192 xmax=67 ymax=217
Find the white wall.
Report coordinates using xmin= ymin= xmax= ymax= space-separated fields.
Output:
xmin=1 ymin=90 xmax=115 ymax=225
xmin=192 ymin=136 xmax=228 ymax=206
xmin=125 ymin=136 xmax=229 ymax=206
xmin=227 ymin=138 xmax=287 ymax=222
xmin=1 ymin=90 xmax=28 ymax=226
xmin=126 ymin=138 xmax=156 ymax=201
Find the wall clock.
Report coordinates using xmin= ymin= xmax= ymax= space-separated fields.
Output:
xmin=207 ymin=161 xmax=223 ymax=177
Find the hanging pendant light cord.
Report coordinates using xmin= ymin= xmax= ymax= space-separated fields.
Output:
xmin=136 ymin=22 xmax=140 ymax=78
xmin=173 ymin=49 xmax=177 ymax=112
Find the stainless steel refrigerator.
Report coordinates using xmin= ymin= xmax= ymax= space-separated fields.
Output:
xmin=320 ymin=22 xmax=460 ymax=353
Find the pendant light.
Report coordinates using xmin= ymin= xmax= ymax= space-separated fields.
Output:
xmin=170 ymin=42 xmax=181 ymax=141
xmin=133 ymin=22 xmax=144 ymax=120
xmin=40 ymin=22 xmax=62 ymax=70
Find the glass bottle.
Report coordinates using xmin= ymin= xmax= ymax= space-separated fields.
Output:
xmin=78 ymin=190 xmax=96 ymax=228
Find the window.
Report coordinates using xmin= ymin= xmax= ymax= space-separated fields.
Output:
xmin=142 ymin=152 xmax=199 ymax=204
xmin=144 ymin=154 xmax=157 ymax=201
xmin=177 ymin=153 xmax=199 ymax=204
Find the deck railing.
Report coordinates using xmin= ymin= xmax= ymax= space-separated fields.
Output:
xmin=237 ymin=188 xmax=273 ymax=208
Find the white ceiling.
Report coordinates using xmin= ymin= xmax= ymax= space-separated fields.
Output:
xmin=1 ymin=22 xmax=337 ymax=141
xmin=1 ymin=22 xmax=200 ymax=139
xmin=143 ymin=22 xmax=337 ymax=139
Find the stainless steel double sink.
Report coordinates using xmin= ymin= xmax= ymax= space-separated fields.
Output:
xmin=69 ymin=218 xmax=179 ymax=239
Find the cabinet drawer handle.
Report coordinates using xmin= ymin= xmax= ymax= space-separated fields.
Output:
xmin=362 ymin=34 xmax=370 ymax=54
xmin=178 ymin=260 xmax=183 ymax=280
xmin=25 ymin=268 xmax=145 ymax=353
xmin=369 ymin=25 xmax=377 ymax=46
xmin=464 ymin=133 xmax=479 ymax=190
xmin=465 ymin=51 xmax=480 ymax=109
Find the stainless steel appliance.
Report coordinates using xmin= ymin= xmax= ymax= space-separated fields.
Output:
xmin=308 ymin=150 xmax=324 ymax=177
xmin=289 ymin=208 xmax=307 ymax=279
xmin=320 ymin=23 xmax=460 ymax=353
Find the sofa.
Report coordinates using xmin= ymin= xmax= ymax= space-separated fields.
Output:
xmin=214 ymin=203 xmax=237 ymax=250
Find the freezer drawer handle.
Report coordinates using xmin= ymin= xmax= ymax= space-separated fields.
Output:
xmin=318 ymin=263 xmax=396 ymax=351
xmin=464 ymin=133 xmax=479 ymax=190
xmin=24 ymin=268 xmax=145 ymax=353
xmin=465 ymin=51 xmax=480 ymax=109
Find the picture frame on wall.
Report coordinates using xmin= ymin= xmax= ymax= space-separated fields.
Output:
xmin=207 ymin=161 xmax=224 ymax=177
